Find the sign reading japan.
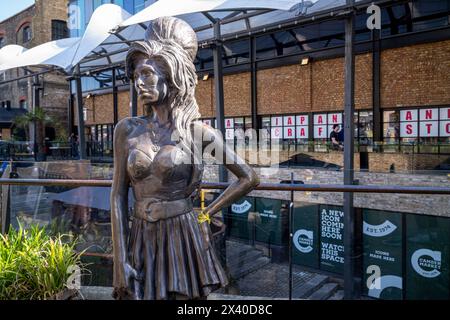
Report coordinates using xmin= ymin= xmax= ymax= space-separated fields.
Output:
xmin=400 ymin=107 xmax=450 ymax=137
xmin=270 ymin=115 xmax=309 ymax=139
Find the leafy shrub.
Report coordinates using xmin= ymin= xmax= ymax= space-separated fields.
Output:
xmin=0 ymin=224 xmax=85 ymax=300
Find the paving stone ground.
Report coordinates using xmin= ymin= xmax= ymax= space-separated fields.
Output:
xmin=230 ymin=263 xmax=317 ymax=299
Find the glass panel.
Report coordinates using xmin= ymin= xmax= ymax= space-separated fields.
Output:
xmin=223 ymin=40 xmax=250 ymax=66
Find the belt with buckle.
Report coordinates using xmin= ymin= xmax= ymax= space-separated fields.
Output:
xmin=133 ymin=198 xmax=193 ymax=223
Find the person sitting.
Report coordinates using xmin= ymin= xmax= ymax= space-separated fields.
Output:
xmin=330 ymin=124 xmax=343 ymax=151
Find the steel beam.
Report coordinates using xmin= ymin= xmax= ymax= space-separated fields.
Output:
xmin=213 ymin=19 xmax=228 ymax=183
xmin=372 ymin=29 xmax=382 ymax=142
xmin=112 ymin=68 xmax=119 ymax=125
xmin=343 ymin=0 xmax=357 ymax=300
xmin=130 ymin=81 xmax=138 ymax=117
xmin=75 ymin=65 xmax=87 ymax=159
xmin=250 ymin=36 xmax=259 ymax=132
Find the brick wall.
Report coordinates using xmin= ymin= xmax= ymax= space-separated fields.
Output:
xmin=83 ymin=40 xmax=450 ymax=125
xmin=381 ymin=39 xmax=450 ymax=108
xmin=0 ymin=0 xmax=70 ymax=137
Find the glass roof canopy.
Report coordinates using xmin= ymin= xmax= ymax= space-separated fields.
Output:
xmin=0 ymin=0 xmax=377 ymax=77
xmin=77 ymin=0 xmax=372 ymax=73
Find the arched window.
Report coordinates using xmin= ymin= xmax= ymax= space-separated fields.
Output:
xmin=52 ymin=20 xmax=68 ymax=40
xmin=22 ymin=25 xmax=32 ymax=43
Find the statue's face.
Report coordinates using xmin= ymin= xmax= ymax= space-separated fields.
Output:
xmin=133 ymin=55 xmax=168 ymax=105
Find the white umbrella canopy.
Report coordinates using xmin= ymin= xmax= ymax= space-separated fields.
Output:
xmin=70 ymin=4 xmax=133 ymax=69
xmin=0 ymin=4 xmax=134 ymax=74
xmin=0 ymin=38 xmax=81 ymax=73
xmin=0 ymin=45 xmax=28 ymax=66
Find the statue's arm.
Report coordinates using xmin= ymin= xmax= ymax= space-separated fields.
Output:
xmin=200 ymin=124 xmax=259 ymax=217
xmin=110 ymin=118 xmax=134 ymax=291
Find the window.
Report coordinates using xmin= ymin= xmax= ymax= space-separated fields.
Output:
xmin=52 ymin=20 xmax=68 ymax=40
xmin=19 ymin=99 xmax=27 ymax=109
xmin=383 ymin=107 xmax=450 ymax=154
xmin=123 ymin=0 xmax=134 ymax=14
xmin=22 ymin=26 xmax=32 ymax=43
xmin=0 ymin=37 xmax=4 ymax=48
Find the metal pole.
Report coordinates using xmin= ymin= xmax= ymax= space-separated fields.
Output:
xmin=130 ymin=80 xmax=138 ymax=117
xmin=112 ymin=68 xmax=119 ymax=125
xmin=32 ymin=75 xmax=40 ymax=161
xmin=75 ymin=65 xmax=87 ymax=160
xmin=68 ymin=81 xmax=74 ymax=136
xmin=288 ymin=172 xmax=294 ymax=300
xmin=372 ymin=28 xmax=382 ymax=144
xmin=343 ymin=0 xmax=357 ymax=300
xmin=250 ymin=36 xmax=259 ymax=132
xmin=213 ymin=19 xmax=228 ymax=183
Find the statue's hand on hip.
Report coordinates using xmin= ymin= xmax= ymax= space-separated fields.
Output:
xmin=112 ymin=261 xmax=139 ymax=300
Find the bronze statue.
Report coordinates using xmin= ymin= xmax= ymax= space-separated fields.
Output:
xmin=110 ymin=16 xmax=259 ymax=300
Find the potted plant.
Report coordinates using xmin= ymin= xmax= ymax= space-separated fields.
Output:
xmin=0 ymin=224 xmax=86 ymax=300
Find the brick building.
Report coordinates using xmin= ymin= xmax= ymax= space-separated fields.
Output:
xmin=0 ymin=0 xmax=70 ymax=141
xmin=72 ymin=0 xmax=450 ymax=171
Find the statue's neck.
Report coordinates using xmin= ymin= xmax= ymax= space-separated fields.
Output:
xmin=145 ymin=102 xmax=171 ymax=126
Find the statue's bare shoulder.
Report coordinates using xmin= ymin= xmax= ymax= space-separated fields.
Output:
xmin=114 ymin=117 xmax=147 ymax=140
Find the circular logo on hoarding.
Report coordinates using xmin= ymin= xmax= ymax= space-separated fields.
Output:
xmin=411 ymin=249 xmax=441 ymax=278
xmin=293 ymin=229 xmax=314 ymax=253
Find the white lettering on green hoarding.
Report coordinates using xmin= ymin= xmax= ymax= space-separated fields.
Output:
xmin=321 ymin=243 xmax=344 ymax=263
xmin=231 ymin=200 xmax=252 ymax=214
xmin=363 ymin=220 xmax=397 ymax=237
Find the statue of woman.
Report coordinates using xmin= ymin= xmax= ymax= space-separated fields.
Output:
xmin=110 ymin=16 xmax=259 ymax=300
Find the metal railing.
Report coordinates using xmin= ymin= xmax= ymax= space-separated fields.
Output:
xmin=1 ymin=178 xmax=450 ymax=194
xmin=1 ymin=177 xmax=450 ymax=300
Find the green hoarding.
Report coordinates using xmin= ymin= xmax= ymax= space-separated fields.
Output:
xmin=362 ymin=209 xmax=403 ymax=300
xmin=254 ymin=198 xmax=284 ymax=245
xmin=292 ymin=203 xmax=320 ymax=269
xmin=225 ymin=197 xmax=255 ymax=240
xmin=406 ymin=214 xmax=450 ymax=300
xmin=319 ymin=205 xmax=345 ymax=274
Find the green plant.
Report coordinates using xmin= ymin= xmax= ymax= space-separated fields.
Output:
xmin=0 ymin=224 xmax=86 ymax=300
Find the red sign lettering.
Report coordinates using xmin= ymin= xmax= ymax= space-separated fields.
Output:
xmin=447 ymin=123 xmax=450 ymax=134
xmin=318 ymin=116 xmax=323 ymax=124
xmin=425 ymin=110 xmax=433 ymax=120
xmin=299 ymin=116 xmax=305 ymax=125
xmin=318 ymin=127 xmax=323 ymax=136
xmin=300 ymin=128 xmax=305 ymax=137
xmin=426 ymin=123 xmax=432 ymax=134
xmin=332 ymin=115 xmax=338 ymax=123
xmin=406 ymin=124 xmax=413 ymax=135
xmin=406 ymin=111 xmax=412 ymax=121
xmin=288 ymin=128 xmax=293 ymax=136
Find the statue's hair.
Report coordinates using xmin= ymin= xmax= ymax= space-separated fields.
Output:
xmin=126 ymin=17 xmax=203 ymax=179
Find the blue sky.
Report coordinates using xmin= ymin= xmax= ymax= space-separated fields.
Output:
xmin=0 ymin=0 xmax=35 ymax=22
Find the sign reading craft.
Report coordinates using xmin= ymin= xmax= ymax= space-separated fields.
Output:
xmin=400 ymin=107 xmax=450 ymax=138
